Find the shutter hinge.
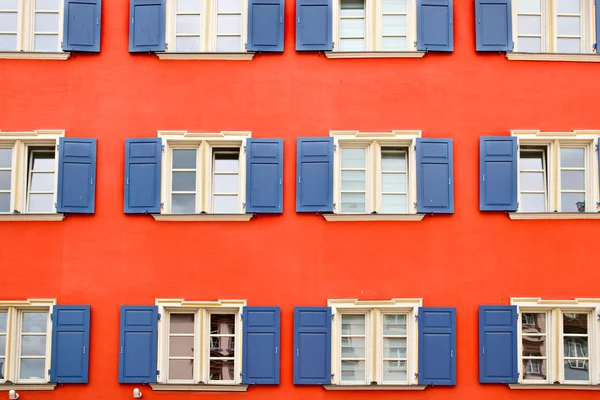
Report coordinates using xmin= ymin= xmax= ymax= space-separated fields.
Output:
xmin=56 ymin=143 xmax=59 ymax=151
xmin=160 ymin=202 xmax=164 ymax=208
xmin=415 ymin=314 xmax=419 ymax=320
xmin=482 ymin=346 xmax=485 ymax=354
xmin=50 ymin=313 xmax=53 ymax=320
xmin=594 ymin=43 xmax=597 ymax=50
xmin=157 ymin=370 xmax=160 ymax=376
xmin=96 ymin=17 xmax=99 ymax=25
xmin=242 ymin=202 xmax=246 ymax=208
xmin=332 ymin=41 xmax=335 ymax=49
xmin=517 ymin=202 xmax=519 ymax=208
xmin=333 ymin=144 xmax=337 ymax=150
xmin=48 ymin=369 xmax=51 ymax=375
xmin=517 ymin=372 xmax=520 ymax=378
xmin=331 ymin=313 xmax=335 ymax=320
xmin=244 ymin=42 xmax=247 ymax=50
xmin=595 ymin=144 xmax=599 ymax=150
xmin=516 ymin=313 xmax=519 ymax=320
xmin=162 ymin=144 xmax=165 ymax=152
xmin=298 ymin=176 xmax=301 ymax=184
xmin=331 ymin=373 xmax=335 ymax=379
xmin=126 ymin=178 xmax=129 ymax=185
xmin=511 ymin=41 xmax=515 ymax=51
xmin=597 ymin=313 xmax=600 ymax=320
xmin=240 ymin=313 xmax=243 ymax=320
xmin=158 ymin=313 xmax=161 ymax=320
xmin=54 ymin=202 xmax=57 ymax=209
xmin=414 ymin=372 xmax=418 ymax=378
xmin=482 ymin=174 xmax=485 ymax=182
xmin=243 ymin=145 xmax=247 ymax=152
xmin=131 ymin=17 xmax=134 ymax=24
xmin=297 ymin=17 xmax=300 ymax=23
xmin=280 ymin=16 xmax=282 ymax=23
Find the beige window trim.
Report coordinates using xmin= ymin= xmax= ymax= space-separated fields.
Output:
xmin=323 ymin=214 xmax=425 ymax=221
xmin=508 ymin=212 xmax=600 ymax=220
xmin=509 ymin=384 xmax=600 ymax=390
xmin=156 ymin=53 xmax=254 ymax=61
xmin=0 ymin=384 xmax=56 ymax=391
xmin=325 ymin=51 xmax=425 ymax=59
xmin=324 ymin=385 xmax=426 ymax=391
xmin=0 ymin=52 xmax=70 ymax=60
xmin=152 ymin=214 xmax=253 ymax=221
xmin=150 ymin=384 xmax=248 ymax=392
xmin=0 ymin=214 xmax=65 ymax=221
xmin=506 ymin=53 xmax=600 ymax=62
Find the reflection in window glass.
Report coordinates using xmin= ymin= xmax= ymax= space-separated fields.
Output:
xmin=381 ymin=150 xmax=407 ymax=213
xmin=563 ymin=313 xmax=589 ymax=382
xmin=521 ymin=313 xmax=547 ymax=381
xmin=382 ymin=314 xmax=407 ymax=383
xmin=519 ymin=150 xmax=546 ymax=212
xmin=559 ymin=148 xmax=585 ymax=212
xmin=171 ymin=149 xmax=197 ymax=214
xmin=212 ymin=150 xmax=239 ymax=214
xmin=0 ymin=148 xmax=12 ymax=213
xmin=340 ymin=314 xmax=366 ymax=383
xmin=340 ymin=0 xmax=365 ymax=51
xmin=340 ymin=148 xmax=366 ymax=213
xmin=168 ymin=313 xmax=195 ymax=381
xmin=209 ymin=314 xmax=235 ymax=381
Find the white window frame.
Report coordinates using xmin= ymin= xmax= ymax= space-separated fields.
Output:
xmin=331 ymin=130 xmax=420 ymax=214
xmin=512 ymin=130 xmax=600 ymax=213
xmin=0 ymin=130 xmax=64 ymax=214
xmin=159 ymin=131 xmax=250 ymax=214
xmin=0 ymin=0 xmax=65 ymax=53
xmin=512 ymin=298 xmax=600 ymax=386
xmin=165 ymin=0 xmax=249 ymax=53
xmin=156 ymin=299 xmax=245 ymax=385
xmin=329 ymin=298 xmax=422 ymax=386
xmin=332 ymin=0 xmax=417 ymax=52
xmin=0 ymin=299 xmax=55 ymax=385
xmin=511 ymin=0 xmax=596 ymax=54
xmin=518 ymin=147 xmax=548 ymax=212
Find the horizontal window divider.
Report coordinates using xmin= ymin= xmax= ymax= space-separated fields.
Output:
xmin=150 ymin=384 xmax=248 ymax=392
xmin=323 ymin=385 xmax=427 ymax=391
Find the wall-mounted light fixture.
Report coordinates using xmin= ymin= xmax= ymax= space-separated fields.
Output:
xmin=133 ymin=388 xmax=142 ymax=398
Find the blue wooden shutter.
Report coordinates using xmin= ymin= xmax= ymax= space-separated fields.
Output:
xmin=57 ymin=138 xmax=97 ymax=214
xmin=62 ymin=0 xmax=101 ymax=52
xmin=475 ymin=0 xmax=513 ymax=51
xmin=480 ymin=136 xmax=517 ymax=211
xmin=296 ymin=138 xmax=333 ymax=212
xmin=293 ymin=307 xmax=331 ymax=384
xmin=418 ymin=307 xmax=456 ymax=386
xmin=242 ymin=307 xmax=280 ymax=384
xmin=416 ymin=138 xmax=454 ymax=214
xmin=247 ymin=0 xmax=284 ymax=52
xmin=417 ymin=0 xmax=453 ymax=52
xmin=119 ymin=306 xmax=158 ymax=383
xmin=124 ymin=138 xmax=162 ymax=214
xmin=479 ymin=306 xmax=518 ymax=383
xmin=129 ymin=0 xmax=165 ymax=52
xmin=50 ymin=306 xmax=90 ymax=383
xmin=246 ymin=139 xmax=283 ymax=213
xmin=296 ymin=0 xmax=332 ymax=51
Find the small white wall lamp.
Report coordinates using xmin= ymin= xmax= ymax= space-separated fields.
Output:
xmin=7 ymin=390 xmax=19 ymax=400
xmin=133 ymin=388 xmax=142 ymax=398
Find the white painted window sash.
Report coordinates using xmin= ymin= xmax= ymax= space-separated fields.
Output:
xmin=338 ymin=143 xmax=371 ymax=214
xmin=205 ymin=311 xmax=238 ymax=384
xmin=518 ymin=310 xmax=552 ymax=384
xmin=375 ymin=0 xmax=415 ymax=51
xmin=518 ymin=147 xmax=548 ymax=212
xmin=207 ymin=145 xmax=243 ymax=214
xmin=0 ymin=144 xmax=15 ymax=214
xmin=165 ymin=310 xmax=200 ymax=384
xmin=377 ymin=312 xmax=410 ymax=385
xmin=560 ymin=310 xmax=592 ymax=385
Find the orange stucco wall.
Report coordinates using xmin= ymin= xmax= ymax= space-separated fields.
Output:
xmin=1 ymin=0 xmax=599 ymax=399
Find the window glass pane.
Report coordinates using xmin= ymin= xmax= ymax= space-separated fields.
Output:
xmin=564 ymin=360 xmax=589 ymax=381
xmin=523 ymin=359 xmax=546 ymax=380
xmin=341 ymin=193 xmax=365 ymax=212
xmin=172 ymin=149 xmax=196 ymax=169
xmin=19 ymin=359 xmax=45 ymax=379
xmin=520 ymin=152 xmax=543 ymax=170
xmin=34 ymin=34 xmax=58 ymax=51
xmin=341 ymin=360 xmax=365 ymax=381
xmin=22 ymin=313 xmax=47 ymax=333
xmin=178 ymin=0 xmax=202 ymax=12
xmin=341 ymin=148 xmax=365 ymax=168
xmin=384 ymin=338 xmax=406 ymax=358
xmin=0 ymin=34 xmax=17 ymax=51
xmin=170 ymin=314 xmax=194 ymax=334
xmin=218 ymin=0 xmax=242 ymax=12
xmin=340 ymin=19 xmax=364 ymax=37
xmin=522 ymin=336 xmax=546 ymax=357
xmin=382 ymin=173 xmax=405 ymax=192
xmin=520 ymin=172 xmax=544 ymax=191
xmin=0 ymin=313 xmax=6 ymax=332
xmin=557 ymin=16 xmax=580 ymax=36
xmin=383 ymin=314 xmax=406 ymax=335
xmin=0 ymin=12 xmax=17 ymax=31
xmin=0 ymin=171 xmax=10 ymax=190
xmin=171 ymin=194 xmax=195 ymax=213
xmin=382 ymin=194 xmax=406 ymax=213
xmin=561 ymin=193 xmax=585 ymax=212
xmin=213 ymin=195 xmax=238 ymax=213
xmin=28 ymin=193 xmax=53 ymax=212
xmin=0 ymin=194 xmax=8 ymax=212
xmin=556 ymin=0 xmax=580 ymax=14
xmin=522 ymin=313 xmax=545 ymax=333
xmin=557 ymin=38 xmax=580 ymax=53
xmin=0 ymin=149 xmax=12 ymax=168
xmin=176 ymin=15 xmax=201 ymax=34
xmin=341 ymin=0 xmax=364 ymax=17
xmin=169 ymin=336 xmax=194 ymax=357
xmin=518 ymin=37 xmax=541 ymax=52
xmin=341 ymin=315 xmax=365 ymax=335
xmin=383 ymin=360 xmax=406 ymax=382
xmin=564 ymin=337 xmax=588 ymax=357
xmin=216 ymin=36 xmax=241 ymax=52
xmin=518 ymin=16 xmax=541 ymax=34
xmin=561 ymin=171 xmax=584 ymax=191
xmin=0 ymin=336 xmax=5 ymax=356
xmin=382 ymin=0 xmax=406 ymax=13
xmin=21 ymin=336 xmax=46 ymax=356
xmin=209 ymin=359 xmax=234 ymax=380
xmin=341 ymin=337 xmax=365 ymax=357
xmin=30 ymin=173 xmax=54 ymax=191
xmin=217 ymin=15 xmax=241 ymax=34
xmin=341 ymin=170 xmax=365 ymax=191
xmin=382 ymin=37 xmax=406 ymax=50
xmin=35 ymin=0 xmax=59 ymax=10
xmin=176 ymin=37 xmax=200 ymax=52
xmin=520 ymin=193 xmax=545 ymax=212
xmin=35 ymin=13 xmax=58 ymax=32
xmin=382 ymin=15 xmax=406 ymax=35
xmin=214 ymin=174 xmax=238 ymax=193
xmin=381 ymin=152 xmax=405 ymax=171
xmin=560 ymin=148 xmax=585 ymax=168
xmin=169 ymin=359 xmax=193 ymax=380
xmin=210 ymin=314 xmax=235 ymax=334
xmin=214 ymin=155 xmax=239 ymax=173
xmin=0 ymin=0 xmax=18 ymax=9
xmin=32 ymin=154 xmax=55 ymax=171
xmin=172 ymin=171 xmax=196 ymax=191
xmin=340 ymin=38 xmax=364 ymax=51
xmin=210 ymin=336 xmax=235 ymax=356
xmin=517 ymin=0 xmax=540 ymax=13
xmin=563 ymin=313 xmax=587 ymax=334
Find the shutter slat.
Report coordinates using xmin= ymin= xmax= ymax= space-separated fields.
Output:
xmin=417 ymin=0 xmax=453 ymax=52
xmin=418 ymin=307 xmax=456 ymax=386
xmin=124 ymin=138 xmax=162 ymax=214
xmin=293 ymin=306 xmax=331 ymax=384
xmin=296 ymin=0 xmax=332 ymax=51
xmin=57 ymin=138 xmax=97 ymax=214
xmin=50 ymin=306 xmax=91 ymax=383
xmin=129 ymin=0 xmax=166 ymax=52
xmin=479 ymin=136 xmax=517 ymax=211
xmin=62 ymin=0 xmax=101 ymax=52
xmin=118 ymin=306 xmax=158 ymax=383
xmin=416 ymin=138 xmax=454 ymax=214
xmin=479 ymin=306 xmax=518 ymax=383
xmin=246 ymin=139 xmax=283 ymax=213
xmin=296 ymin=138 xmax=333 ymax=212
xmin=242 ymin=306 xmax=280 ymax=384
xmin=248 ymin=0 xmax=284 ymax=52
xmin=475 ymin=0 xmax=513 ymax=51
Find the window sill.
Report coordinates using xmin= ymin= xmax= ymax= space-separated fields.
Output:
xmin=323 ymin=214 xmax=425 ymax=222
xmin=152 ymin=214 xmax=254 ymax=222
xmin=0 ymin=384 xmax=56 ymax=391
xmin=509 ymin=384 xmax=600 ymax=390
xmin=0 ymin=213 xmax=65 ymax=221
xmin=508 ymin=212 xmax=600 ymax=220
xmin=150 ymin=384 xmax=248 ymax=392
xmin=325 ymin=51 xmax=426 ymax=59
xmin=0 ymin=52 xmax=70 ymax=60
xmin=323 ymin=385 xmax=426 ymax=391
xmin=506 ymin=52 xmax=600 ymax=63
xmin=156 ymin=52 xmax=254 ymax=61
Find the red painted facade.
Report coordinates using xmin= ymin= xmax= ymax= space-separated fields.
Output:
xmin=1 ymin=0 xmax=600 ymax=399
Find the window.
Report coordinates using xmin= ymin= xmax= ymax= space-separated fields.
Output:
xmin=512 ymin=0 xmax=595 ymax=54
xmin=160 ymin=131 xmax=248 ymax=214
xmin=0 ymin=0 xmax=64 ymax=52
xmin=166 ymin=0 xmax=247 ymax=53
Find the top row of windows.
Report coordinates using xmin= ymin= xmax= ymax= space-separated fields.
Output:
xmin=0 ymin=0 xmax=597 ymax=59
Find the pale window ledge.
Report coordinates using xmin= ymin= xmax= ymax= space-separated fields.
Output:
xmin=150 ymin=384 xmax=248 ymax=392
xmin=0 ymin=384 xmax=56 ymax=391
xmin=152 ymin=213 xmax=254 ymax=222
xmin=509 ymin=384 xmax=600 ymax=390
xmin=156 ymin=52 xmax=254 ymax=61
xmin=323 ymin=213 xmax=425 ymax=222
xmin=325 ymin=51 xmax=426 ymax=59
xmin=508 ymin=212 xmax=600 ymax=220
xmin=0 ymin=52 xmax=70 ymax=60
xmin=0 ymin=213 xmax=65 ymax=221
xmin=506 ymin=52 xmax=600 ymax=62
xmin=323 ymin=385 xmax=426 ymax=391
